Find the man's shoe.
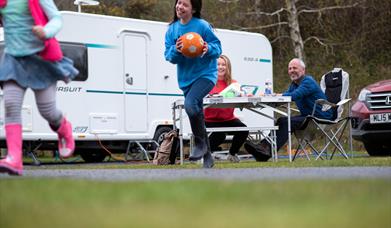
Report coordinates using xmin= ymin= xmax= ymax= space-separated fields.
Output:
xmin=244 ymin=141 xmax=271 ymax=162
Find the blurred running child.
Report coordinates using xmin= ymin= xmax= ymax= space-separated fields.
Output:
xmin=0 ymin=0 xmax=79 ymax=175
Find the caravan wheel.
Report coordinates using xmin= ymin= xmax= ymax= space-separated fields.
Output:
xmin=79 ymin=150 xmax=107 ymax=163
xmin=153 ymin=126 xmax=173 ymax=145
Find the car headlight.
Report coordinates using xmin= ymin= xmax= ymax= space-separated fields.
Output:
xmin=358 ymin=88 xmax=371 ymax=101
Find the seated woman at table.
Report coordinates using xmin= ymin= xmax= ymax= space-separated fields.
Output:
xmin=204 ymin=55 xmax=249 ymax=163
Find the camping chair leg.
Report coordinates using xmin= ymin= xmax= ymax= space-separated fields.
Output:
xmin=293 ymin=140 xmax=311 ymax=161
xmin=330 ymin=122 xmax=350 ymax=159
xmin=317 ymin=138 xmax=346 ymax=160
xmin=316 ymin=131 xmax=338 ymax=160
xmin=307 ymin=141 xmax=324 ymax=160
xmin=292 ymin=144 xmax=300 ymax=161
xmin=330 ymin=139 xmax=348 ymax=159
xmin=328 ymin=121 xmax=350 ymax=159
xmin=323 ymin=138 xmax=328 ymax=159
xmin=315 ymin=146 xmax=328 ymax=160
xmin=303 ymin=141 xmax=312 ymax=160
xmin=329 ymin=130 xmax=344 ymax=159
xmin=316 ymin=121 xmax=349 ymax=160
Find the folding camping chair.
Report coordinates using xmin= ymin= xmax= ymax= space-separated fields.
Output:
xmin=293 ymin=68 xmax=351 ymax=160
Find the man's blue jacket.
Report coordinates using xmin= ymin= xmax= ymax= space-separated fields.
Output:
xmin=283 ymin=75 xmax=333 ymax=120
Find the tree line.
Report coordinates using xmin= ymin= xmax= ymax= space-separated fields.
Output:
xmin=55 ymin=0 xmax=390 ymax=97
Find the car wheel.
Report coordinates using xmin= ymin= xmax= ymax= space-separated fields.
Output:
xmin=364 ymin=143 xmax=391 ymax=156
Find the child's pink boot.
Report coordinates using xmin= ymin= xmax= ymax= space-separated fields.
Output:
xmin=56 ymin=118 xmax=75 ymax=158
xmin=0 ymin=124 xmax=23 ymax=176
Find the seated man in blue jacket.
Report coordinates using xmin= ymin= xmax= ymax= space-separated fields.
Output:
xmin=247 ymin=58 xmax=333 ymax=161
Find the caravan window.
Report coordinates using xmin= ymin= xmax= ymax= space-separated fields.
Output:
xmin=0 ymin=41 xmax=88 ymax=81
xmin=61 ymin=42 xmax=88 ymax=81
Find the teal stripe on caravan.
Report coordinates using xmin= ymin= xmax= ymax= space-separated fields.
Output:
xmin=85 ymin=43 xmax=116 ymax=49
xmin=86 ymin=90 xmax=122 ymax=94
xmin=86 ymin=90 xmax=183 ymax=97
xmin=149 ymin=93 xmax=183 ymax=97
xmin=125 ymin=92 xmax=147 ymax=95
xmin=85 ymin=90 xmax=145 ymax=95
xmin=259 ymin=59 xmax=271 ymax=63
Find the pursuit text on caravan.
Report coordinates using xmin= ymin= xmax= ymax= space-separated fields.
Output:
xmin=57 ymin=86 xmax=82 ymax=93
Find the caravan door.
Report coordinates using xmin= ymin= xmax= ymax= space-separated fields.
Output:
xmin=123 ymin=33 xmax=148 ymax=132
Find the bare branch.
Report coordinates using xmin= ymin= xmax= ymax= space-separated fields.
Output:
xmin=304 ymin=36 xmax=333 ymax=54
xmin=304 ymin=36 xmax=327 ymax=46
xmin=271 ymin=35 xmax=291 ymax=44
xmin=235 ymin=22 xmax=288 ymax=31
xmin=240 ymin=8 xmax=286 ymax=17
xmin=217 ymin=0 xmax=239 ymax=3
xmin=298 ymin=2 xmax=360 ymax=15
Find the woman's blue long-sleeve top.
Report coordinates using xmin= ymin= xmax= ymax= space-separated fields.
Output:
xmin=164 ymin=17 xmax=222 ymax=90
xmin=283 ymin=75 xmax=333 ymax=120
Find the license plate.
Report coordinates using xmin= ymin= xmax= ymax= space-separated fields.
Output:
xmin=370 ymin=113 xmax=391 ymax=124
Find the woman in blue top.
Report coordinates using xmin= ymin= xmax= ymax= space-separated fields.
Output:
xmin=0 ymin=0 xmax=78 ymax=175
xmin=165 ymin=0 xmax=222 ymax=168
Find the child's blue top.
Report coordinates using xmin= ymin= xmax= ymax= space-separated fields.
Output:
xmin=164 ymin=17 xmax=222 ymax=90
xmin=0 ymin=0 xmax=62 ymax=57
xmin=283 ymin=75 xmax=333 ymax=120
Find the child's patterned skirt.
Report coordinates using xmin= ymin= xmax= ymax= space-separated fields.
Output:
xmin=0 ymin=53 xmax=79 ymax=89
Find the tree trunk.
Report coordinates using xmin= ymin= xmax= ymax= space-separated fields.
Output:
xmin=285 ymin=0 xmax=305 ymax=61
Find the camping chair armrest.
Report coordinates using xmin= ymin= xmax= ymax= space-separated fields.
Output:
xmin=311 ymin=98 xmax=352 ymax=116
xmin=336 ymin=98 xmax=352 ymax=106
xmin=291 ymin=107 xmax=300 ymax=113
xmin=315 ymin=98 xmax=352 ymax=107
xmin=315 ymin=99 xmax=337 ymax=107
xmin=311 ymin=99 xmax=336 ymax=116
xmin=280 ymin=104 xmax=300 ymax=113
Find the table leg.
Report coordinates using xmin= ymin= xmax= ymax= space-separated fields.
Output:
xmin=272 ymin=129 xmax=277 ymax=162
xmin=179 ymin=105 xmax=184 ymax=165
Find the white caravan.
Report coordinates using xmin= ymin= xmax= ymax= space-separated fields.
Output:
xmin=0 ymin=11 xmax=273 ymax=162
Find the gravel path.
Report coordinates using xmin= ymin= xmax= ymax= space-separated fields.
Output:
xmin=2 ymin=167 xmax=390 ymax=181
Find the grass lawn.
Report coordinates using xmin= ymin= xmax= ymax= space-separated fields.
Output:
xmin=23 ymin=154 xmax=391 ymax=170
xmin=1 ymin=154 xmax=390 ymax=228
xmin=0 ymin=178 xmax=390 ymax=228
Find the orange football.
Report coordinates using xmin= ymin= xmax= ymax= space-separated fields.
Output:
xmin=180 ymin=32 xmax=204 ymax=58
